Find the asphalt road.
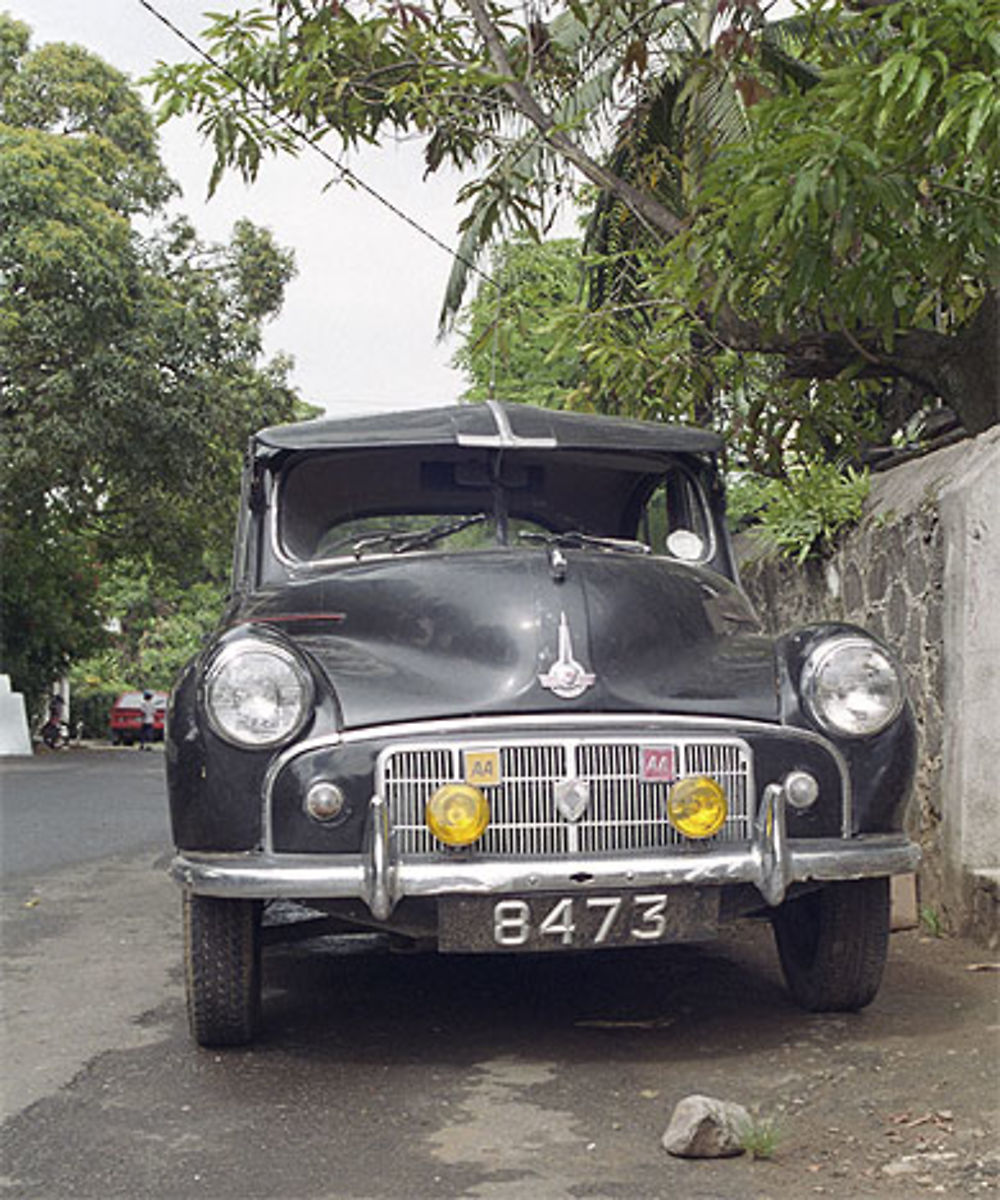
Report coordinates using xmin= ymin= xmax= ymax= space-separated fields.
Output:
xmin=1 ymin=748 xmax=997 ymax=1199
xmin=0 ymin=744 xmax=170 ymax=876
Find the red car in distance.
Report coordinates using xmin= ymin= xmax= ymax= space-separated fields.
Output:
xmin=110 ymin=690 xmax=167 ymax=745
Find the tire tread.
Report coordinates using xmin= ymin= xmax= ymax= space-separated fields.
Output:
xmin=773 ymin=878 xmax=890 ymax=1012
xmin=184 ymin=894 xmax=261 ymax=1047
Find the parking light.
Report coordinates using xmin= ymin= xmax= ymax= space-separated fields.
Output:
xmin=784 ymin=771 xmax=820 ymax=810
xmin=305 ymin=782 xmax=347 ymax=823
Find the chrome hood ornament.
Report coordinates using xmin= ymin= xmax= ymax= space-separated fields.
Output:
xmin=539 ymin=612 xmax=596 ymax=699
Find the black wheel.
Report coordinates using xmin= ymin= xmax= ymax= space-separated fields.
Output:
xmin=184 ymin=894 xmax=262 ymax=1046
xmin=41 ymin=723 xmax=66 ymax=749
xmin=772 ymin=878 xmax=890 ymax=1012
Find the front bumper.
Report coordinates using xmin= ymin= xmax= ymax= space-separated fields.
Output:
xmin=172 ymin=780 xmax=920 ymax=918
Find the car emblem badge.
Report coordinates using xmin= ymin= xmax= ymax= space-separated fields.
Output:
xmin=539 ymin=612 xmax=596 ymax=699
xmin=554 ymin=777 xmax=591 ymax=823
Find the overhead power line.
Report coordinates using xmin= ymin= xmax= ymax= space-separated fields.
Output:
xmin=135 ymin=0 xmax=500 ymax=294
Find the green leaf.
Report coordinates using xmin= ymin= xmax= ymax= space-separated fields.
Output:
xmin=965 ymin=87 xmax=994 ymax=154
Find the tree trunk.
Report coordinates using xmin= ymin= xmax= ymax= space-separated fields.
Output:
xmin=780 ymin=290 xmax=999 ymax=435
xmin=887 ymin=287 xmax=999 ymax=435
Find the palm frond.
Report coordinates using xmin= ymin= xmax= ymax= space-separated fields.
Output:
xmin=437 ymin=58 xmax=620 ymax=330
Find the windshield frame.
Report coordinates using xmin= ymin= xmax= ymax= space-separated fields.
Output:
xmin=265 ymin=444 xmax=721 ymax=573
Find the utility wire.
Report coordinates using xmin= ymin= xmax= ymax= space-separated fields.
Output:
xmin=135 ymin=0 xmax=500 ymax=294
xmin=136 ymin=0 xmax=706 ymax=303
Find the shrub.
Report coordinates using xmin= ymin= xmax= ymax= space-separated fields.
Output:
xmin=729 ymin=462 xmax=870 ymax=562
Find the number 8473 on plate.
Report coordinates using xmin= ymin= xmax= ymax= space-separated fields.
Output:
xmin=438 ymin=889 xmax=719 ymax=953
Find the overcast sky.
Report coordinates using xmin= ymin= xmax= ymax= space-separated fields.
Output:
xmin=11 ymin=0 xmax=480 ymax=417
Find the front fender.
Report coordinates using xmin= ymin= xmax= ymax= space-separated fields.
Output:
xmin=777 ymin=623 xmax=917 ymax=834
xmin=166 ymin=624 xmax=342 ymax=851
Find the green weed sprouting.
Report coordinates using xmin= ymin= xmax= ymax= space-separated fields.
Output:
xmin=919 ymin=904 xmax=945 ymax=938
xmin=729 ymin=462 xmax=870 ymax=563
xmin=738 ymin=1112 xmax=783 ymax=1160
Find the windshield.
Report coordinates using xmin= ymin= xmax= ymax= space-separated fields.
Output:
xmin=315 ymin=513 xmax=553 ymax=559
xmin=275 ymin=446 xmax=715 ymax=565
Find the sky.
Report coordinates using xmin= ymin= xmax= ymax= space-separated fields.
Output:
xmin=10 ymin=0 xmax=480 ymax=417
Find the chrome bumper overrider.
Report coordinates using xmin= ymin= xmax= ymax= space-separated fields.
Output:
xmin=171 ymin=782 xmax=920 ymax=918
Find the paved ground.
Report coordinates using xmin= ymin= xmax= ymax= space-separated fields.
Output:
xmin=1 ymin=747 xmax=998 ymax=1198
xmin=0 ymin=743 xmax=168 ymax=875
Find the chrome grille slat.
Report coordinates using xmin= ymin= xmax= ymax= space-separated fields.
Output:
xmin=380 ymin=736 xmax=754 ymax=858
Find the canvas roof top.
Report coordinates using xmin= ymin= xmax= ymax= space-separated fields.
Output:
xmin=254 ymin=400 xmax=721 ymax=458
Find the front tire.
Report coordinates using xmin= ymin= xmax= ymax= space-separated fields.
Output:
xmin=184 ymin=894 xmax=262 ymax=1046
xmin=772 ymin=878 xmax=890 ymax=1012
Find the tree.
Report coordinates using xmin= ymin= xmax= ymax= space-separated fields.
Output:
xmin=452 ymin=234 xmax=585 ymax=404
xmin=70 ymin=559 xmax=229 ymax=705
xmin=149 ymin=0 xmax=998 ymax=442
xmin=676 ymin=0 xmax=999 ymax=436
xmin=0 ymin=18 xmax=305 ymax=711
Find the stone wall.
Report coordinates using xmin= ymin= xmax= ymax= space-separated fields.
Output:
xmin=737 ymin=426 xmax=1000 ymax=945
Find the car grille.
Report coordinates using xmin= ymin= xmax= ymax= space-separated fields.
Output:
xmin=379 ymin=737 xmax=754 ymax=858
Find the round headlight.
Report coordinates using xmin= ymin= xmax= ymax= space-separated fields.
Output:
xmin=205 ymin=639 xmax=313 ymax=748
xmin=802 ymin=635 xmax=904 ymax=737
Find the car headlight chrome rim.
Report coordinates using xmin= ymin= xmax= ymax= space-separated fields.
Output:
xmin=802 ymin=635 xmax=904 ymax=738
xmin=204 ymin=639 xmax=313 ymax=748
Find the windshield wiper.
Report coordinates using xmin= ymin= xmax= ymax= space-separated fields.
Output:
xmin=517 ymin=530 xmax=650 ymax=556
xmin=352 ymin=513 xmax=489 ymax=558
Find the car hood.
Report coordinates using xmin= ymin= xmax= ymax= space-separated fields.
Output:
xmin=232 ymin=551 xmax=779 ymax=729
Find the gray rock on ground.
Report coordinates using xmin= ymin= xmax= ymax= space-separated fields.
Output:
xmin=662 ymin=1094 xmax=751 ymax=1158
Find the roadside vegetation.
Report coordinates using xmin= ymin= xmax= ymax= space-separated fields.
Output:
xmin=4 ymin=1 xmax=996 ymax=713
xmin=149 ymin=0 xmax=997 ymax=561
xmin=0 ymin=15 xmax=313 ymax=716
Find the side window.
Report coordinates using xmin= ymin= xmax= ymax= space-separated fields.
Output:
xmin=640 ymin=469 xmax=713 ymax=562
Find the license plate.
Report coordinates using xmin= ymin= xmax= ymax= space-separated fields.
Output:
xmin=438 ymin=889 xmax=718 ymax=954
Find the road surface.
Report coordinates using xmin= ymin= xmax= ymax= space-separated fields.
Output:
xmin=1 ymin=747 xmax=997 ymax=1198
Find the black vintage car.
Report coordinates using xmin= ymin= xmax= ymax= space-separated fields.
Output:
xmin=167 ymin=402 xmax=918 ymax=1046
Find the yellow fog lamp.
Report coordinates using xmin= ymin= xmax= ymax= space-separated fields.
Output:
xmin=667 ymin=776 xmax=728 ymax=839
xmin=426 ymin=783 xmax=490 ymax=847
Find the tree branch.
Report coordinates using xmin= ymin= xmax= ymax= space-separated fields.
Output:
xmin=459 ymin=0 xmax=996 ymax=435
xmin=460 ymin=0 xmax=687 ymax=239
xmin=713 ymin=291 xmax=999 ymax=435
